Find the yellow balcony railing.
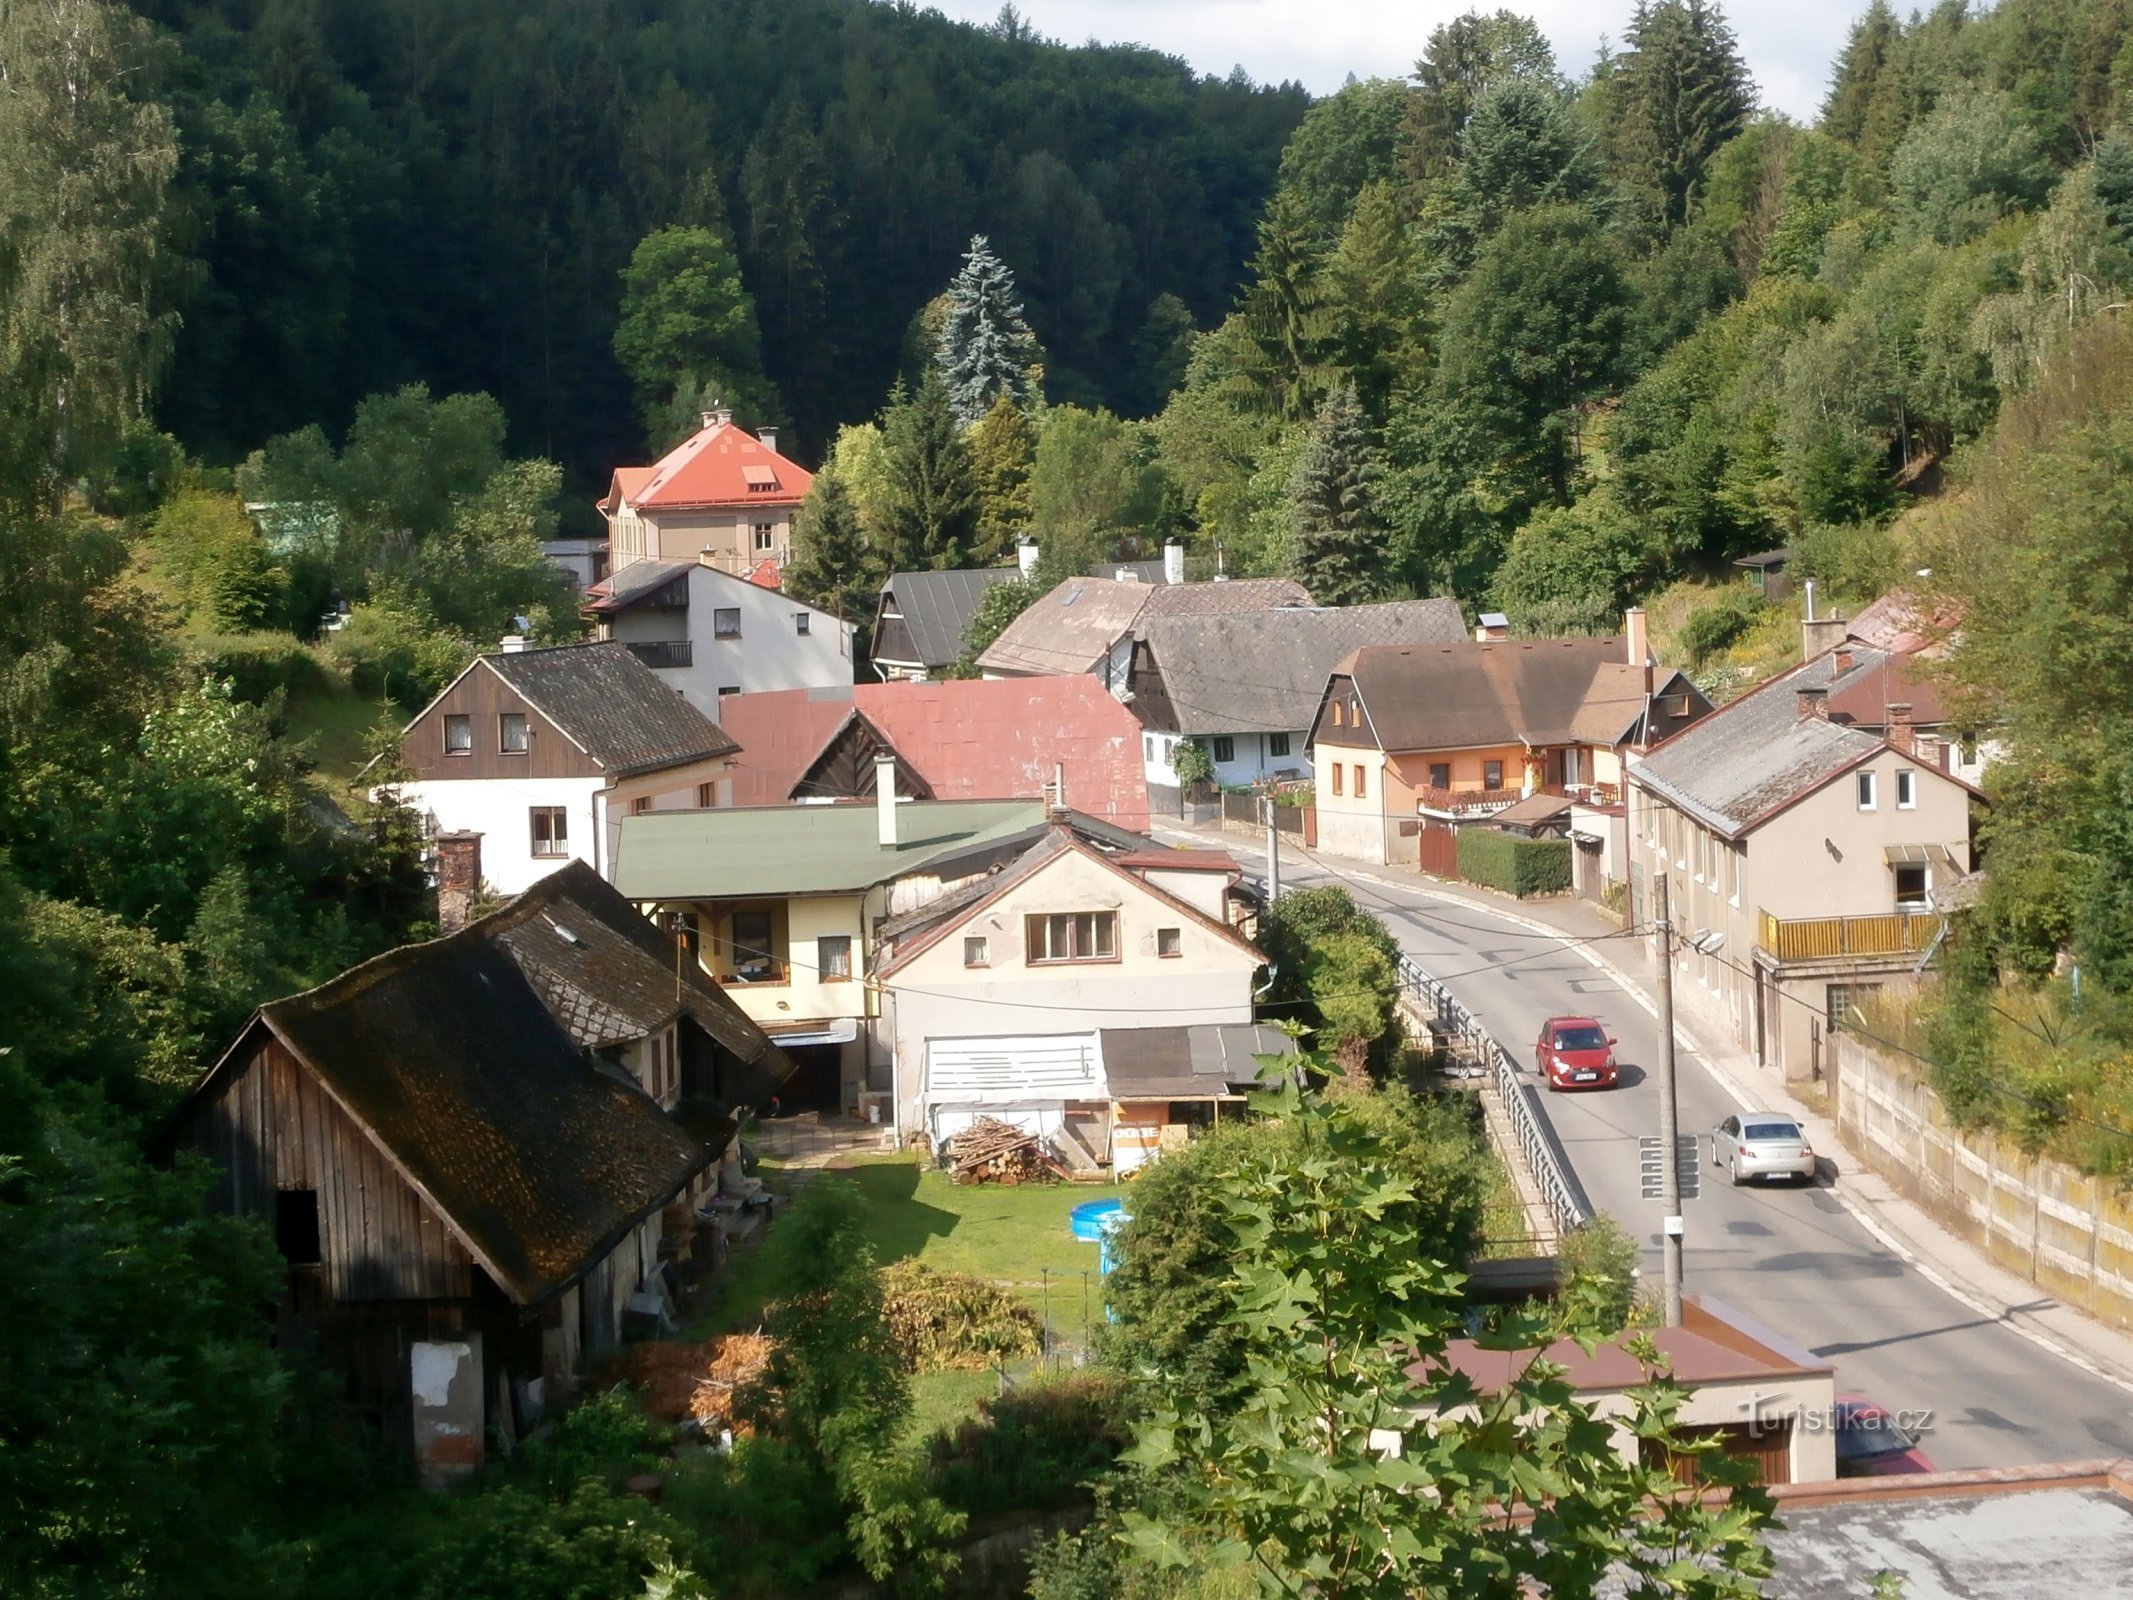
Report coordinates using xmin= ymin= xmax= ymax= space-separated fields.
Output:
xmin=1758 ymin=909 xmax=1940 ymax=963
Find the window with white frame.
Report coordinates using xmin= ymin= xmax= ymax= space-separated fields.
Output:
xmin=818 ymin=935 xmax=852 ymax=981
xmin=1857 ymin=770 xmax=1878 ymax=811
xmin=529 ymin=806 xmax=568 ymax=857
xmin=753 ymin=523 xmax=774 ymax=552
xmin=1896 ymin=769 xmax=1916 ymax=809
xmin=1728 ymin=842 xmax=1742 ymax=907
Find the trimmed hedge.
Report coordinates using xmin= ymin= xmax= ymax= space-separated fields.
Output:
xmin=186 ymin=631 xmax=335 ymax=703
xmin=1456 ymin=828 xmax=1572 ymax=898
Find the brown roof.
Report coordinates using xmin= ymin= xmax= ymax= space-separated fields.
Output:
xmin=1327 ymin=637 xmax=1662 ymax=752
xmin=1845 ymin=589 xmax=1963 ymax=657
xmin=977 ymin=575 xmax=1313 ymax=677
xmin=1413 ymin=1297 xmax=1830 ymax=1395
xmin=1111 ymin=849 xmax=1240 ymax=873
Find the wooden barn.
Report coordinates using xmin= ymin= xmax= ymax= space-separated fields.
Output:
xmin=160 ymin=863 xmax=793 ymax=1482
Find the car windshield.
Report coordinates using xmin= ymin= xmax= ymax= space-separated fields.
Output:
xmin=1836 ymin=1408 xmax=1918 ymax=1460
xmin=1553 ymin=1026 xmax=1607 ymax=1051
xmin=1744 ymin=1121 xmax=1801 ymax=1142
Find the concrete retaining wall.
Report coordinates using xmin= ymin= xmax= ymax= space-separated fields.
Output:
xmin=1834 ymin=1033 xmax=2133 ymax=1332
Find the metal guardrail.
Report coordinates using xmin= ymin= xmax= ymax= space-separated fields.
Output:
xmin=1396 ymin=952 xmax=1593 ymax=1237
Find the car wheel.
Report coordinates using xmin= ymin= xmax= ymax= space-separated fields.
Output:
xmin=1728 ymin=1154 xmax=1743 ymax=1187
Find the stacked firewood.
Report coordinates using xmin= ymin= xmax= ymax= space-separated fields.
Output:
xmin=947 ymin=1117 xmax=1058 ymax=1185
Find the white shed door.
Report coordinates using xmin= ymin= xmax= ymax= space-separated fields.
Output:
xmin=924 ymin=1033 xmax=1104 ymax=1102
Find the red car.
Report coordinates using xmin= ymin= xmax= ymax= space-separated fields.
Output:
xmin=1833 ymin=1395 xmax=1936 ymax=1477
xmin=1536 ymin=1015 xmax=1619 ymax=1090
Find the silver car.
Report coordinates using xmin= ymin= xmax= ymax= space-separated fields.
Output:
xmin=1712 ymin=1113 xmax=1817 ymax=1185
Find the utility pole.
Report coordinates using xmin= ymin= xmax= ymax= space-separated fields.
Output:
xmin=1263 ymin=786 xmax=1281 ymax=905
xmin=1654 ymin=871 xmax=1684 ymax=1327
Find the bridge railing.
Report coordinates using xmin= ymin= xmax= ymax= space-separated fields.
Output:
xmin=1395 ymin=951 xmax=1593 ymax=1238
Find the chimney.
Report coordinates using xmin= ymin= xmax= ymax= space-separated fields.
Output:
xmin=499 ymin=634 xmax=527 ymax=653
xmin=701 ymin=405 xmax=732 ymax=430
xmin=1475 ymin=612 xmax=1510 ymax=642
xmin=698 ymin=547 xmax=718 ymax=569
xmin=1624 ymin=606 xmax=1649 ymax=668
xmin=434 ymin=832 xmax=482 ymax=934
xmin=1796 ymin=686 xmax=1829 ymax=722
xmin=874 ymin=752 xmax=899 ymax=847
xmin=1888 ymin=702 xmax=1915 ymax=756
xmin=1017 ymin=538 xmax=1040 ymax=580
xmin=1115 ymin=566 xmax=1139 ymax=583
xmin=1163 ymin=538 xmax=1185 ymax=586
xmin=758 ymin=426 xmax=777 ymax=456
xmin=1834 ymin=646 xmax=1854 ymax=675
xmin=1050 ymin=761 xmax=1067 ymax=815
xmin=1801 ymin=613 xmax=1847 ymax=661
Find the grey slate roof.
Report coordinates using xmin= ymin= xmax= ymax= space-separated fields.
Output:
xmin=483 ymin=641 xmax=738 ymax=776
xmin=978 ymin=575 xmax=1313 ymax=677
xmin=872 ymin=567 xmax=1020 ymax=670
xmin=1629 ymin=649 xmax=1892 ymax=837
xmin=1139 ymin=599 xmax=1469 ymax=735
xmin=585 ymin=557 xmax=692 ymax=613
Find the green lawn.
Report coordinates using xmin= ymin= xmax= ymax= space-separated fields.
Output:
xmin=696 ymin=1159 xmax=1125 ymax=1342
xmin=285 ymin=685 xmax=396 ymax=798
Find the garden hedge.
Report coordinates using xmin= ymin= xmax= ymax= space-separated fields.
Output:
xmin=1456 ymin=828 xmax=1572 ymax=898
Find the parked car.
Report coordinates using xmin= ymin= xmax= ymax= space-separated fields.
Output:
xmin=1833 ymin=1395 xmax=1935 ymax=1477
xmin=1535 ymin=1015 xmax=1619 ymax=1090
xmin=1712 ymin=1113 xmax=1816 ymax=1184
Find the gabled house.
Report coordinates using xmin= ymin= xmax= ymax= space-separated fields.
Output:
xmin=976 ymin=574 xmax=1314 ymax=689
xmin=584 ymin=555 xmax=855 ymax=720
xmin=711 ymin=676 xmax=1152 ymax=831
xmin=391 ymin=641 xmax=738 ymax=893
xmin=1819 ymin=591 xmax=1990 ymax=785
xmin=873 ymin=826 xmax=1281 ymax=1169
xmin=1127 ymin=598 xmax=1471 ymax=797
xmin=1308 ymin=613 xmax=1711 ymax=867
xmin=599 ymin=408 xmax=812 ymax=580
xmin=869 ymin=565 xmax=1023 ymax=681
xmin=156 ymin=864 xmax=799 ymax=1483
xmin=1628 ymin=637 xmax=1981 ymax=1082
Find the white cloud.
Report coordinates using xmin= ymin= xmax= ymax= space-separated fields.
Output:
xmin=922 ymin=0 xmax=1858 ymax=121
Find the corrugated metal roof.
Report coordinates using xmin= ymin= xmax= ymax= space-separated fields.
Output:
xmin=1139 ymin=599 xmax=1468 ymax=734
xmin=871 ymin=567 xmax=1021 ymax=669
xmin=483 ymin=642 xmax=737 ymax=776
xmin=1100 ymin=1023 xmax=1296 ymax=1098
xmin=613 ymin=799 xmax=1048 ymax=899
xmin=978 ymin=576 xmax=1313 ymax=677
xmin=1631 ymin=649 xmax=1895 ymax=835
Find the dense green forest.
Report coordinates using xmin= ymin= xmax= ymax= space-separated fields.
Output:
xmin=13 ymin=0 xmax=2133 ymax=1591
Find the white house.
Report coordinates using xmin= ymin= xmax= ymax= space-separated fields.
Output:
xmin=388 ymin=641 xmax=739 ymax=895
xmin=584 ymin=555 xmax=854 ymax=720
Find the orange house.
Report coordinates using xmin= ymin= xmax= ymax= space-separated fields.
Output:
xmin=1307 ymin=612 xmax=1709 ymax=866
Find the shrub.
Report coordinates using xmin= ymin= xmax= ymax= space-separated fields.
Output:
xmin=1676 ymin=589 xmax=1762 ymax=666
xmin=1456 ymin=829 xmax=1572 ymax=897
xmin=187 ymin=631 xmax=334 ymax=704
xmin=927 ymin=1372 xmax=1135 ymax=1517
xmin=878 ymin=1260 xmax=1042 ymax=1372
xmin=329 ymin=586 xmax=473 ymax=712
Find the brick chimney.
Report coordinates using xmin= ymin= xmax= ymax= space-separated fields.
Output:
xmin=435 ymin=832 xmax=483 ymax=933
xmin=1834 ymin=646 xmax=1854 ymax=675
xmin=1887 ymin=702 xmax=1915 ymax=756
xmin=1796 ymin=686 xmax=1829 ymax=722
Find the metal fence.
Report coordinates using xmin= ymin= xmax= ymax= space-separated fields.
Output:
xmin=1395 ymin=952 xmax=1593 ymax=1237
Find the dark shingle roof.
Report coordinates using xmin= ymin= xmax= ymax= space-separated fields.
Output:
xmin=1100 ymin=1024 xmax=1297 ymax=1098
xmin=1334 ymin=638 xmax=1641 ymax=751
xmin=1631 ymin=649 xmax=1895 ymax=836
xmin=489 ymin=862 xmax=792 ymax=1093
xmin=1140 ymin=600 xmax=1469 ymax=734
xmin=873 ymin=567 xmax=1020 ymax=670
xmin=484 ymin=641 xmax=737 ymax=775
xmin=584 ymin=558 xmax=693 ymax=614
xmin=252 ymin=931 xmax=711 ymax=1307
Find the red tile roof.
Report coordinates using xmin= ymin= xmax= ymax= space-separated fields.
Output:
xmin=715 ymin=677 xmax=1151 ymax=830
xmin=745 ymin=558 xmax=783 ymax=590
xmin=604 ymin=419 xmax=812 ymax=513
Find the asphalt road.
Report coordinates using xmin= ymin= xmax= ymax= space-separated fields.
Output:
xmin=1235 ymin=837 xmax=2133 ymax=1471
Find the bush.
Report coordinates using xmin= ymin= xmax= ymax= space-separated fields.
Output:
xmin=879 ymin=1260 xmax=1042 ymax=1372
xmin=187 ymin=631 xmax=334 ymax=704
xmin=1456 ymin=829 xmax=1572 ymax=897
xmin=329 ymin=587 xmax=473 ymax=712
xmin=927 ymin=1372 xmax=1135 ymax=1517
xmin=1676 ymin=589 xmax=1762 ymax=666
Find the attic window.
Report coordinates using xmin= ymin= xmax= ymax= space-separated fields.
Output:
xmin=742 ymin=465 xmax=779 ymax=490
xmin=275 ymin=1189 xmax=322 ymax=1265
xmin=1331 ymin=703 xmax=1344 ymax=728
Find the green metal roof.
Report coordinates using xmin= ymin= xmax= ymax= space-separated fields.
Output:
xmin=614 ymin=799 xmax=1049 ymax=900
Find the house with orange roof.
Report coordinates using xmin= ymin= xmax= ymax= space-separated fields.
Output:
xmin=598 ymin=407 xmax=812 ymax=580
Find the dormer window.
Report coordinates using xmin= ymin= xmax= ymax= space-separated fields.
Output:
xmin=742 ymin=465 xmax=779 ymax=493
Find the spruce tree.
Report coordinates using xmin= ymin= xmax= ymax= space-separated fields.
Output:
xmin=878 ymin=372 xmax=980 ymax=570
xmin=1288 ymin=383 xmax=1387 ymax=607
xmin=936 ymin=234 xmax=1041 ymax=426
xmin=1245 ymin=189 xmax=1335 ymax=423
xmin=1822 ymin=0 xmax=1900 ymax=148
xmin=785 ymin=468 xmax=877 ymax=627
xmin=1612 ymin=0 xmax=1755 ymax=229
xmin=968 ymin=394 xmax=1035 ymax=563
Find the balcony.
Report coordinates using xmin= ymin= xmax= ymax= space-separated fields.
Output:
xmin=626 ymin=639 xmax=693 ymax=669
xmin=1758 ymin=909 xmax=1940 ymax=963
xmin=1412 ymin=785 xmax=1530 ymax=817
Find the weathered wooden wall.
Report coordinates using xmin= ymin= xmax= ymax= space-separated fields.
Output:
xmin=1834 ymin=1033 xmax=2133 ymax=1332
xmin=185 ymin=1029 xmax=476 ymax=1303
xmin=400 ymin=660 xmax=603 ymax=781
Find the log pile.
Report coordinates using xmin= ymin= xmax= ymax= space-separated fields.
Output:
xmin=947 ymin=1117 xmax=1060 ymax=1185
xmin=605 ymin=1332 xmax=775 ymax=1434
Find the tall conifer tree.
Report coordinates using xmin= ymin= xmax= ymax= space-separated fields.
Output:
xmin=968 ymin=394 xmax=1035 ymax=563
xmin=1289 ymin=383 xmax=1386 ymax=606
xmin=1613 ymin=0 xmax=1755 ymax=228
xmin=936 ymin=235 xmax=1041 ymax=426
xmin=879 ymin=372 xmax=980 ymax=570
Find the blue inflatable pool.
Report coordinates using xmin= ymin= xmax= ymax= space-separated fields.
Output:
xmin=1070 ymin=1198 xmax=1132 ymax=1278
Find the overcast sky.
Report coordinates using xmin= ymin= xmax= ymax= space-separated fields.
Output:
xmin=927 ymin=1 xmax=1863 ymax=122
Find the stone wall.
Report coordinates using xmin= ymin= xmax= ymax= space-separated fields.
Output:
xmin=1833 ymin=1033 xmax=2133 ymax=1332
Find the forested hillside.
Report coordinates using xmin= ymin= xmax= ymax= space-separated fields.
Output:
xmin=140 ymin=0 xmax=1306 ymax=486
